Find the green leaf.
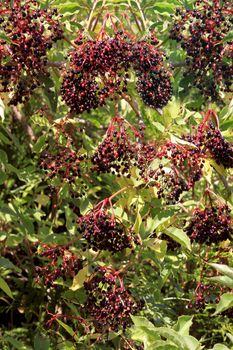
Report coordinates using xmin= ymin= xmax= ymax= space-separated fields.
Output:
xmin=208 ymin=276 xmax=233 ymax=289
xmin=209 ymin=263 xmax=233 ymax=280
xmin=164 ymin=227 xmax=191 ymax=251
xmin=211 ymin=344 xmax=230 ymax=350
xmin=214 ymin=293 xmax=233 ymax=315
xmin=0 ymin=170 xmax=7 ymax=184
xmin=70 ymin=265 xmax=89 ymax=291
xmin=0 ymin=149 xmax=8 ymax=164
xmin=56 ymin=319 xmax=79 ymax=342
xmin=173 ymin=315 xmax=193 ymax=336
xmin=34 ymin=333 xmax=50 ymax=350
xmin=4 ymin=336 xmax=29 ymax=350
xmin=133 ymin=208 xmax=142 ymax=234
xmin=0 ymin=277 xmax=13 ymax=298
xmin=0 ymin=257 xmax=21 ymax=272
xmin=155 ymin=327 xmax=188 ymax=350
xmin=31 ymin=115 xmax=50 ymax=127
xmin=222 ymin=30 xmax=233 ymax=43
xmin=33 ymin=134 xmax=47 ymax=153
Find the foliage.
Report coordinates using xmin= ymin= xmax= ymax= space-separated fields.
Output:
xmin=0 ymin=0 xmax=233 ymax=349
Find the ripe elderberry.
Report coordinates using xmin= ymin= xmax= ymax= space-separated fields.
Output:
xmin=35 ymin=244 xmax=83 ymax=288
xmin=83 ymin=267 xmax=144 ymax=332
xmin=79 ymin=207 xmax=137 ymax=253
xmin=0 ymin=0 xmax=63 ymax=104
xmin=170 ymin=0 xmax=233 ymax=100
xmin=184 ymin=205 xmax=233 ymax=244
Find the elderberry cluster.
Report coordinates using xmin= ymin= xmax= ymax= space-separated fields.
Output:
xmin=39 ymin=146 xmax=86 ymax=183
xmin=35 ymin=245 xmax=83 ymax=288
xmin=184 ymin=119 xmax=233 ymax=169
xmin=201 ymin=123 xmax=233 ymax=168
xmin=0 ymin=0 xmax=63 ymax=104
xmin=187 ymin=283 xmax=224 ymax=310
xmin=91 ymin=116 xmax=140 ymax=177
xmin=79 ymin=209 xmax=136 ymax=253
xmin=83 ymin=268 xmax=144 ymax=332
xmin=184 ymin=205 xmax=233 ymax=244
xmin=142 ymin=142 xmax=204 ymax=203
xmin=170 ymin=0 xmax=233 ymax=100
xmin=61 ymin=31 xmax=172 ymax=114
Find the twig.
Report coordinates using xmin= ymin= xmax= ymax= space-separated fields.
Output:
xmin=170 ymin=61 xmax=187 ymax=68
xmin=12 ymin=106 xmax=35 ymax=141
xmin=122 ymin=93 xmax=141 ymax=118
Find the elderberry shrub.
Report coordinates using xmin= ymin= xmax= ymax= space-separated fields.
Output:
xmin=35 ymin=245 xmax=83 ymax=288
xmin=184 ymin=205 xmax=233 ymax=244
xmin=83 ymin=267 xmax=144 ymax=332
xmin=0 ymin=0 xmax=63 ymax=104
xmin=79 ymin=209 xmax=137 ymax=253
xmin=170 ymin=0 xmax=233 ymax=100
xmin=91 ymin=116 xmax=141 ymax=177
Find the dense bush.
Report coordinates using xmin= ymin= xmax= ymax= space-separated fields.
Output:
xmin=0 ymin=1 xmax=232 ymax=349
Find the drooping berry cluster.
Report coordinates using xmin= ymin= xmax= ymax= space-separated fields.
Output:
xmin=83 ymin=267 xmax=143 ymax=332
xmin=79 ymin=206 xmax=137 ymax=253
xmin=141 ymin=141 xmax=204 ymax=203
xmin=183 ymin=110 xmax=233 ymax=169
xmin=91 ymin=116 xmax=141 ymax=177
xmin=184 ymin=205 xmax=233 ymax=244
xmin=61 ymin=29 xmax=172 ymax=114
xmin=35 ymin=244 xmax=83 ymax=288
xmin=170 ymin=0 xmax=233 ymax=100
xmin=0 ymin=0 xmax=63 ymax=104
xmin=187 ymin=283 xmax=224 ymax=310
xmin=39 ymin=146 xmax=86 ymax=183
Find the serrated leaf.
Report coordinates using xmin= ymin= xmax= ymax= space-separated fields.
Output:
xmin=33 ymin=135 xmax=47 ymax=153
xmin=0 ymin=170 xmax=6 ymax=184
xmin=214 ymin=293 xmax=233 ymax=315
xmin=0 ymin=277 xmax=13 ymax=298
xmin=70 ymin=265 xmax=89 ymax=291
xmin=31 ymin=115 xmax=50 ymax=127
xmin=0 ymin=149 xmax=8 ymax=164
xmin=211 ymin=344 xmax=230 ymax=350
xmin=156 ymin=327 xmax=188 ymax=350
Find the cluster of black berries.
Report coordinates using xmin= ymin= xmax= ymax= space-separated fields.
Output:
xmin=0 ymin=0 xmax=63 ymax=104
xmin=183 ymin=111 xmax=233 ymax=169
xmin=39 ymin=146 xmax=87 ymax=183
xmin=132 ymin=37 xmax=172 ymax=109
xmin=35 ymin=244 xmax=83 ymax=288
xmin=83 ymin=267 xmax=143 ymax=332
xmin=170 ymin=0 xmax=233 ymax=100
xmin=200 ymin=123 xmax=233 ymax=169
xmin=187 ymin=283 xmax=222 ymax=310
xmin=79 ymin=207 xmax=137 ymax=253
xmin=91 ymin=116 xmax=140 ymax=176
xmin=142 ymin=142 xmax=204 ymax=203
xmin=184 ymin=205 xmax=233 ymax=244
xmin=61 ymin=30 xmax=172 ymax=114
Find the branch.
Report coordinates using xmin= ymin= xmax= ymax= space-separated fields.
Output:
xmin=170 ymin=61 xmax=187 ymax=68
xmin=12 ymin=106 xmax=35 ymax=141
